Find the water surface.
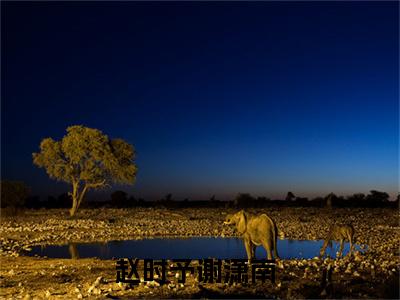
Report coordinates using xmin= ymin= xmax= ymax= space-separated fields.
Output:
xmin=26 ymin=237 xmax=362 ymax=260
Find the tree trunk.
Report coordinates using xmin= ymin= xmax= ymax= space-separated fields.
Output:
xmin=69 ymin=180 xmax=105 ymax=216
xmin=69 ymin=182 xmax=89 ymax=217
xmin=70 ymin=195 xmax=79 ymax=217
xmin=77 ymin=185 xmax=88 ymax=210
xmin=69 ymin=181 xmax=79 ymax=217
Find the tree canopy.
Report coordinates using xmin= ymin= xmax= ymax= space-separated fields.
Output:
xmin=33 ymin=125 xmax=137 ymax=216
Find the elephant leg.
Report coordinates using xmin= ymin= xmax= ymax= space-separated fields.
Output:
xmin=348 ymin=234 xmax=354 ymax=255
xmin=251 ymin=244 xmax=256 ymax=260
xmin=262 ymin=240 xmax=273 ymax=260
xmin=320 ymin=239 xmax=329 ymax=258
xmin=244 ymin=237 xmax=252 ymax=263
xmin=273 ymin=240 xmax=280 ymax=260
xmin=273 ymin=231 xmax=280 ymax=260
xmin=338 ymin=239 xmax=344 ymax=258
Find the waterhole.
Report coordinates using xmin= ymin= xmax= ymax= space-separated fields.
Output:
xmin=25 ymin=237 xmax=364 ymax=259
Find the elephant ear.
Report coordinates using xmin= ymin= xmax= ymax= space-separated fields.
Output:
xmin=237 ymin=210 xmax=247 ymax=234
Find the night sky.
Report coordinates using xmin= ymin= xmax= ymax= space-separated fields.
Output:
xmin=2 ymin=2 xmax=398 ymax=200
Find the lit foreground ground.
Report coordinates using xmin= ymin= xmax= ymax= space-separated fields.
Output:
xmin=1 ymin=207 xmax=399 ymax=299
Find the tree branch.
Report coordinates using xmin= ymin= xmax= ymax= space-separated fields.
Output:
xmin=77 ymin=184 xmax=88 ymax=208
xmin=86 ymin=179 xmax=107 ymax=189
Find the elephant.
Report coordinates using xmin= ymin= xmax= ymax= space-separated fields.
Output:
xmin=223 ymin=210 xmax=279 ymax=262
xmin=319 ymin=224 xmax=354 ymax=258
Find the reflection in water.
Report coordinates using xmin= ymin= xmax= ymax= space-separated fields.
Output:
xmin=68 ymin=243 xmax=79 ymax=259
xmin=28 ymin=237 xmax=365 ymax=260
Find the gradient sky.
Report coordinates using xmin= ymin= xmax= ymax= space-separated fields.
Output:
xmin=2 ymin=2 xmax=399 ymax=200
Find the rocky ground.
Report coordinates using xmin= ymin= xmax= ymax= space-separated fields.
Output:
xmin=0 ymin=207 xmax=399 ymax=299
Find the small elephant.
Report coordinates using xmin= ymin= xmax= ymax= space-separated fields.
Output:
xmin=319 ymin=224 xmax=354 ymax=258
xmin=223 ymin=210 xmax=279 ymax=262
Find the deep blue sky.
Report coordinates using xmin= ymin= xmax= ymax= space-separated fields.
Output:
xmin=2 ymin=2 xmax=398 ymax=200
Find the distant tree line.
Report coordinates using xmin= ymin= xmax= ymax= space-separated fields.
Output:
xmin=228 ymin=191 xmax=398 ymax=209
xmin=1 ymin=181 xmax=399 ymax=211
xmin=1 ymin=180 xmax=30 ymax=214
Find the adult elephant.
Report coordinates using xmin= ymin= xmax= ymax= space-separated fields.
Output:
xmin=224 ymin=210 xmax=279 ymax=262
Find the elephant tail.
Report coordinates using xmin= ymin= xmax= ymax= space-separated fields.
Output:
xmin=273 ymin=222 xmax=279 ymax=259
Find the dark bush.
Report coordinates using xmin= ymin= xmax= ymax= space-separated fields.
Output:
xmin=1 ymin=180 xmax=29 ymax=208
